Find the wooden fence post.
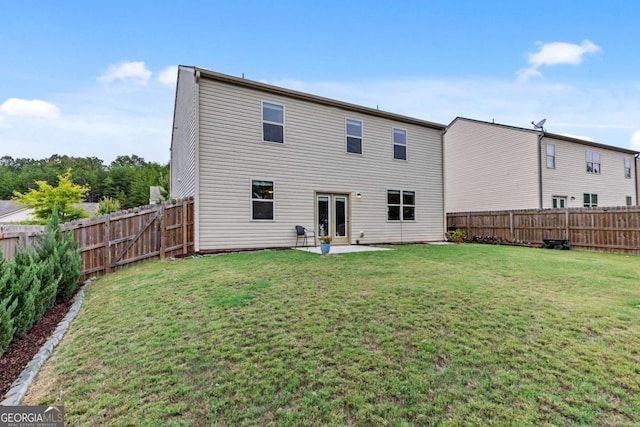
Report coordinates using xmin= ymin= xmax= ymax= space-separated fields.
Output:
xmin=509 ymin=211 xmax=514 ymax=240
xmin=160 ymin=203 xmax=167 ymax=260
xmin=182 ymin=199 xmax=188 ymax=255
xmin=104 ymin=215 xmax=111 ymax=274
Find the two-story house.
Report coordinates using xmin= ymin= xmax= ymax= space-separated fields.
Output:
xmin=170 ymin=66 xmax=446 ymax=252
xmin=444 ymin=117 xmax=638 ymax=213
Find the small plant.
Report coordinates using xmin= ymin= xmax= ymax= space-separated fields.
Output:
xmin=97 ymin=196 xmax=122 ymax=215
xmin=445 ymin=228 xmax=465 ymax=243
xmin=319 ymin=236 xmax=332 ymax=244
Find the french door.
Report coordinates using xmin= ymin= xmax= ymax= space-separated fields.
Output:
xmin=316 ymin=194 xmax=349 ymax=245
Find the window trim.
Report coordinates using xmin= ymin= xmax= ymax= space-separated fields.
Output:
xmin=393 ymin=127 xmax=408 ymax=161
xmin=586 ymin=151 xmax=601 ymax=175
xmin=583 ymin=193 xmax=598 ymax=208
xmin=345 ymin=118 xmax=363 ymax=155
xmin=387 ymin=189 xmax=416 ymax=221
xmin=624 ymin=157 xmax=632 ymax=179
xmin=262 ymin=101 xmax=285 ymax=144
xmin=546 ymin=143 xmax=555 ymax=169
xmin=250 ymin=178 xmax=275 ymax=221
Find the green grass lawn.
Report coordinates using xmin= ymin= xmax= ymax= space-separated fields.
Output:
xmin=23 ymin=244 xmax=640 ymax=426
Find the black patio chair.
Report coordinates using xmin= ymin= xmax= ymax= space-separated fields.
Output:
xmin=295 ymin=225 xmax=316 ymax=247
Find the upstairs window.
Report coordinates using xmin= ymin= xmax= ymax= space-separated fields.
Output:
xmin=624 ymin=158 xmax=632 ymax=178
xmin=546 ymin=144 xmax=555 ymax=168
xmin=346 ymin=119 xmax=362 ymax=154
xmin=251 ymin=180 xmax=274 ymax=220
xmin=393 ymin=128 xmax=407 ymax=160
xmin=387 ymin=190 xmax=415 ymax=221
xmin=583 ymin=193 xmax=598 ymax=207
xmin=263 ymin=102 xmax=284 ymax=143
xmin=586 ymin=151 xmax=600 ymax=174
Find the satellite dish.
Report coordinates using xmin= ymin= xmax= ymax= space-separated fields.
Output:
xmin=532 ymin=118 xmax=546 ymax=130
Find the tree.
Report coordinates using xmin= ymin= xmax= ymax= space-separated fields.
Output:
xmin=12 ymin=168 xmax=90 ymax=224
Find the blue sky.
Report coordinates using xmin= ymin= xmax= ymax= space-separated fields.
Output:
xmin=2 ymin=1 xmax=640 ymax=164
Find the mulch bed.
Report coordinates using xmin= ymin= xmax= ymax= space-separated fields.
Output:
xmin=0 ymin=297 xmax=74 ymax=398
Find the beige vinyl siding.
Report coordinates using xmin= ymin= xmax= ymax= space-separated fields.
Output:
xmin=170 ymin=66 xmax=198 ymax=198
xmin=541 ymin=136 xmax=636 ymax=207
xmin=444 ymin=119 xmax=539 ymax=212
xmin=197 ymin=78 xmax=443 ymax=250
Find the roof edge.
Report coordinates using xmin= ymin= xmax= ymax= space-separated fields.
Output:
xmin=193 ymin=67 xmax=446 ymax=130
xmin=449 ymin=117 xmax=638 ymax=155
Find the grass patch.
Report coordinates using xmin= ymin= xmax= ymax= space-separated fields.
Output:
xmin=23 ymin=244 xmax=640 ymax=425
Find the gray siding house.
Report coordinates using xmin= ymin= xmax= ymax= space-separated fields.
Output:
xmin=444 ymin=117 xmax=638 ymax=213
xmin=170 ymin=66 xmax=446 ymax=251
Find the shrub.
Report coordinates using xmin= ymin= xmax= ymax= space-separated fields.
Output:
xmin=37 ymin=208 xmax=81 ymax=302
xmin=97 ymin=196 xmax=121 ymax=215
xmin=0 ymin=254 xmax=17 ymax=355
xmin=445 ymin=228 xmax=465 ymax=243
xmin=7 ymin=251 xmax=38 ymax=338
xmin=57 ymin=230 xmax=81 ymax=302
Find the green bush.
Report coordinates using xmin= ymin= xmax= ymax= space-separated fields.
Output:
xmin=97 ymin=196 xmax=121 ymax=215
xmin=0 ymin=254 xmax=17 ymax=355
xmin=38 ymin=208 xmax=81 ymax=302
xmin=0 ymin=208 xmax=82 ymax=353
xmin=6 ymin=252 xmax=38 ymax=339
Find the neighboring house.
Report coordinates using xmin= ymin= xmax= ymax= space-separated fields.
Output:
xmin=444 ymin=117 xmax=638 ymax=212
xmin=0 ymin=201 xmax=99 ymax=223
xmin=149 ymin=186 xmax=165 ymax=205
xmin=170 ymin=66 xmax=446 ymax=251
xmin=0 ymin=201 xmax=32 ymax=223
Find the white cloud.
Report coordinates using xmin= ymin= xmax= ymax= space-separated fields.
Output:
xmin=97 ymin=61 xmax=152 ymax=85
xmin=518 ymin=40 xmax=601 ymax=82
xmin=0 ymin=98 xmax=60 ymax=118
xmin=157 ymin=65 xmax=178 ymax=86
xmin=529 ymin=40 xmax=600 ymax=67
xmin=630 ymin=130 xmax=640 ymax=151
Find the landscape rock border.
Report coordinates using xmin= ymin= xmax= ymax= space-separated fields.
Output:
xmin=0 ymin=280 xmax=91 ymax=406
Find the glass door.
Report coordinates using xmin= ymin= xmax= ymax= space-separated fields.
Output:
xmin=333 ymin=196 xmax=348 ymax=245
xmin=317 ymin=195 xmax=330 ymax=238
xmin=316 ymin=194 xmax=349 ymax=245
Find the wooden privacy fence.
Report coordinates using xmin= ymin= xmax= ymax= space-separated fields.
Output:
xmin=0 ymin=225 xmax=46 ymax=259
xmin=448 ymin=206 xmax=640 ymax=254
xmin=1 ymin=198 xmax=194 ymax=280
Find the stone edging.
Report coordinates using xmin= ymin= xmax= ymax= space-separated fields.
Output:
xmin=1 ymin=280 xmax=92 ymax=406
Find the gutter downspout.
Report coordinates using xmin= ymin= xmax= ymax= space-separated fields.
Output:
xmin=635 ymin=153 xmax=639 ymax=205
xmin=537 ymin=131 xmax=544 ymax=209
xmin=194 ymin=69 xmax=201 ymax=252
xmin=441 ymin=127 xmax=447 ymax=238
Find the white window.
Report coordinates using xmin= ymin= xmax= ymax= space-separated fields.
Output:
xmin=262 ymin=102 xmax=284 ymax=143
xmin=624 ymin=158 xmax=631 ymax=178
xmin=346 ymin=119 xmax=362 ymax=154
xmin=552 ymin=196 xmax=566 ymax=208
xmin=393 ymin=128 xmax=407 ymax=160
xmin=583 ymin=193 xmax=598 ymax=207
xmin=626 ymin=196 xmax=633 ymax=206
xmin=387 ymin=190 xmax=415 ymax=221
xmin=546 ymin=144 xmax=555 ymax=168
xmin=251 ymin=180 xmax=274 ymax=220
xmin=586 ymin=151 xmax=600 ymax=174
